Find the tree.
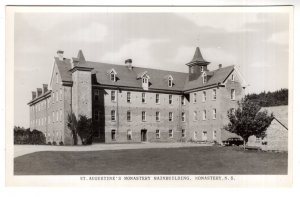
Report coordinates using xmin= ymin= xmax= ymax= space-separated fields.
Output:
xmin=67 ymin=113 xmax=78 ymax=145
xmin=77 ymin=115 xmax=93 ymax=145
xmin=67 ymin=113 xmax=94 ymax=145
xmin=224 ymin=99 xmax=274 ymax=149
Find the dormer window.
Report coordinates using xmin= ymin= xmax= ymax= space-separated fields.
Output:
xmin=142 ymin=77 xmax=148 ymax=84
xmin=231 ymin=74 xmax=235 ymax=81
xmin=141 ymin=74 xmax=150 ymax=90
xmin=109 ymin=69 xmax=117 ymax=82
xmin=203 ymin=72 xmax=207 ymax=84
xmin=168 ymin=76 xmax=173 ymax=87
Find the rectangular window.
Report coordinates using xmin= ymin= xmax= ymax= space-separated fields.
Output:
xmin=202 ymin=131 xmax=208 ymax=141
xmin=127 ymin=92 xmax=131 ymax=103
xmin=169 ymin=95 xmax=173 ymax=104
xmin=169 ymin=129 xmax=173 ymax=138
xmin=111 ymin=110 xmax=116 ymax=121
xmin=56 ymin=73 xmax=58 ymax=84
xmin=182 ymin=129 xmax=186 ymax=138
xmin=155 ymin=94 xmax=160 ymax=104
xmin=182 ymin=112 xmax=185 ymax=122
xmin=212 ymin=89 xmax=217 ymax=100
xmin=47 ymin=99 xmax=50 ymax=108
xmin=193 ymin=111 xmax=198 ymax=121
xmin=202 ymin=110 xmax=207 ymax=120
xmin=194 ymin=131 xmax=197 ymax=139
xmin=231 ymin=89 xmax=236 ymax=100
xmin=94 ymin=110 xmax=99 ymax=121
xmin=231 ymin=74 xmax=235 ymax=81
xmin=193 ymin=93 xmax=197 ymax=103
xmin=94 ymin=90 xmax=99 ymax=101
xmin=111 ymin=90 xmax=116 ymax=102
xmin=56 ymin=111 xmax=59 ymax=122
xmin=169 ymin=112 xmax=173 ymax=121
xmin=156 ymin=111 xmax=160 ymax=121
xmin=60 ymin=110 xmax=63 ymax=121
xmin=213 ymin=108 xmax=216 ymax=119
xmin=156 ymin=130 xmax=160 ymax=139
xmin=60 ymin=89 xmax=63 ymax=100
xmin=52 ymin=92 xmax=55 ymax=104
xmin=56 ymin=91 xmax=59 ymax=102
xmin=127 ymin=130 xmax=132 ymax=140
xmin=127 ymin=111 xmax=131 ymax=121
xmin=202 ymin=91 xmax=206 ymax=102
xmin=111 ymin=129 xmax=116 ymax=141
xmin=142 ymin=93 xmax=146 ymax=103
xmin=181 ymin=95 xmax=185 ymax=105
xmin=213 ymin=130 xmax=217 ymax=141
xmin=142 ymin=111 xmax=146 ymax=122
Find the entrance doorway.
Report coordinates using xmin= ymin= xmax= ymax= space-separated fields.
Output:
xmin=141 ymin=129 xmax=147 ymax=142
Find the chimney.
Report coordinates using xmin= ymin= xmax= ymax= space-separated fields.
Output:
xmin=32 ymin=91 xmax=37 ymax=100
xmin=57 ymin=50 xmax=64 ymax=61
xmin=37 ymin=88 xmax=42 ymax=97
xmin=125 ymin=59 xmax=133 ymax=70
xmin=42 ymin=84 xmax=48 ymax=94
xmin=218 ymin=64 xmax=222 ymax=69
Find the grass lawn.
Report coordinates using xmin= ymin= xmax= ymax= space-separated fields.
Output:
xmin=14 ymin=146 xmax=287 ymax=175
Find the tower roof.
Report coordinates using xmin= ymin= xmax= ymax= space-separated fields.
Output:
xmin=77 ymin=49 xmax=86 ymax=62
xmin=186 ymin=47 xmax=210 ymax=66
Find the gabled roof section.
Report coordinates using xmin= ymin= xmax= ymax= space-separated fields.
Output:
xmin=184 ymin=65 xmax=235 ymax=91
xmin=260 ymin=105 xmax=288 ymax=129
xmin=137 ymin=71 xmax=149 ymax=79
xmin=54 ymin=57 xmax=72 ymax=82
xmin=107 ymin=68 xmax=117 ymax=75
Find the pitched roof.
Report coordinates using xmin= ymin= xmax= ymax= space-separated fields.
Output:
xmin=53 ymin=50 xmax=236 ymax=92
xmin=183 ymin=65 xmax=235 ymax=91
xmin=54 ymin=57 xmax=72 ymax=82
xmin=260 ymin=105 xmax=288 ymax=129
xmin=186 ymin=47 xmax=209 ymax=66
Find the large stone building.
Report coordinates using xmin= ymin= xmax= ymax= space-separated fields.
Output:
xmin=28 ymin=47 xmax=246 ymax=145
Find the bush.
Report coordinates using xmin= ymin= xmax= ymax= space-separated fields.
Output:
xmin=47 ymin=142 xmax=52 ymax=145
xmin=14 ymin=127 xmax=46 ymax=145
xmin=59 ymin=141 xmax=64 ymax=146
xmin=52 ymin=141 xmax=57 ymax=145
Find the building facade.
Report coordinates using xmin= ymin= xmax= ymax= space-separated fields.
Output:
xmin=28 ymin=47 xmax=246 ymax=145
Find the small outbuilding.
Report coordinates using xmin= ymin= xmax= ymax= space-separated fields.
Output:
xmin=247 ymin=105 xmax=288 ymax=151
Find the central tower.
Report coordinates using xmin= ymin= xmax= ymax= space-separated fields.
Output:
xmin=186 ymin=47 xmax=210 ymax=81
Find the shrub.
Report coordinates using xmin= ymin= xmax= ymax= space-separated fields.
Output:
xmin=47 ymin=142 xmax=52 ymax=145
xmin=52 ymin=141 xmax=57 ymax=145
xmin=14 ymin=127 xmax=46 ymax=145
xmin=59 ymin=141 xmax=64 ymax=146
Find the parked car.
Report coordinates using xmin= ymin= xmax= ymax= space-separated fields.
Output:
xmin=222 ymin=137 xmax=244 ymax=146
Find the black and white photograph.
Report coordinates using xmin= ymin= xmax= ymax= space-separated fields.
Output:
xmin=5 ymin=5 xmax=293 ymax=187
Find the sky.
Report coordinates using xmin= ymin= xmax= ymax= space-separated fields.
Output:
xmin=14 ymin=8 xmax=291 ymax=128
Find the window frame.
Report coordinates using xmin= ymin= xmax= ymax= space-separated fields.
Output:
xmin=169 ymin=94 xmax=173 ymax=104
xmin=168 ymin=129 xmax=173 ymax=138
xmin=182 ymin=129 xmax=186 ymax=138
xmin=111 ymin=110 xmax=116 ymax=121
xmin=127 ymin=111 xmax=131 ymax=122
xmin=231 ymin=89 xmax=236 ymax=100
xmin=202 ymin=110 xmax=207 ymax=120
xmin=127 ymin=92 xmax=131 ymax=103
xmin=110 ymin=71 xmax=116 ymax=82
xmin=193 ymin=93 xmax=197 ymax=103
xmin=193 ymin=111 xmax=198 ymax=121
xmin=212 ymin=89 xmax=217 ymax=100
xmin=127 ymin=130 xmax=132 ymax=141
xmin=142 ymin=92 xmax=146 ymax=103
xmin=142 ymin=111 xmax=146 ymax=122
xmin=111 ymin=129 xmax=116 ymax=141
xmin=94 ymin=89 xmax=99 ymax=101
xmin=111 ymin=90 xmax=116 ymax=102
xmin=169 ymin=112 xmax=173 ymax=122
xmin=182 ymin=112 xmax=185 ymax=122
xmin=155 ymin=94 xmax=160 ymax=104
xmin=212 ymin=108 xmax=216 ymax=119
xmin=156 ymin=111 xmax=160 ymax=122
xmin=202 ymin=91 xmax=206 ymax=102
xmin=156 ymin=130 xmax=160 ymax=139
xmin=168 ymin=76 xmax=173 ymax=87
